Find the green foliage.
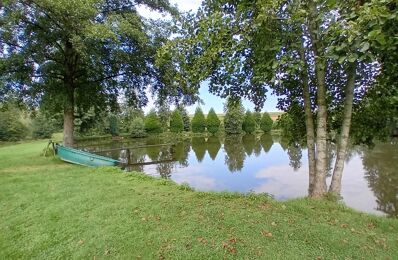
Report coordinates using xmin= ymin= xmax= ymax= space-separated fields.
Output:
xmin=191 ymin=107 xmax=206 ymax=133
xmin=206 ymin=108 xmax=221 ymax=135
xmin=130 ymin=117 xmax=147 ymax=138
xmin=170 ymin=109 xmax=184 ymax=133
xmin=178 ymin=106 xmax=191 ymax=131
xmin=157 ymin=103 xmax=171 ymax=132
xmin=253 ymin=111 xmax=262 ymax=129
xmin=0 ymin=0 xmax=176 ymax=143
xmin=224 ymin=99 xmax=245 ymax=135
xmin=275 ymin=108 xmax=306 ymax=144
xmin=260 ymin=112 xmax=273 ymax=133
xmin=32 ymin=113 xmax=54 ymax=139
xmin=0 ymin=108 xmax=28 ymax=141
xmin=242 ymin=110 xmax=256 ymax=134
xmin=145 ymin=110 xmax=162 ymax=134
xmin=108 ymin=114 xmax=119 ymax=137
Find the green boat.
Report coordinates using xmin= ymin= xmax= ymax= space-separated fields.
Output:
xmin=56 ymin=144 xmax=120 ymax=167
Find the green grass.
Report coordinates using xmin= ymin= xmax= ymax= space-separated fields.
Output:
xmin=1 ymin=140 xmax=397 ymax=259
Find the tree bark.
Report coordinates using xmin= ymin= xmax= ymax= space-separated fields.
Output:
xmin=307 ymin=0 xmax=328 ymax=198
xmin=329 ymin=62 xmax=357 ymax=194
xmin=63 ymin=107 xmax=74 ymax=147
xmin=299 ymin=40 xmax=316 ymax=195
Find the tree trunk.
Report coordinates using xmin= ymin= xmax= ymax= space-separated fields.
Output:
xmin=307 ymin=0 xmax=328 ymax=198
xmin=63 ymin=107 xmax=74 ymax=147
xmin=329 ymin=62 xmax=356 ymax=194
xmin=299 ymin=40 xmax=316 ymax=195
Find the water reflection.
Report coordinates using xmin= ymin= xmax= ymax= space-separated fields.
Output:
xmin=78 ymin=135 xmax=398 ymax=217
xmin=362 ymin=143 xmax=398 ymax=217
xmin=192 ymin=137 xmax=207 ymax=162
xmin=206 ymin=136 xmax=221 ymax=160
xmin=224 ymin=136 xmax=246 ymax=172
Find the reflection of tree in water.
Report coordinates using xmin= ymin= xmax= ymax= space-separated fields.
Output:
xmin=173 ymin=139 xmax=191 ymax=167
xmin=156 ymin=162 xmax=174 ymax=179
xmin=363 ymin=143 xmax=398 ymax=217
xmin=242 ymin=134 xmax=255 ymax=156
xmin=224 ymin=136 xmax=246 ymax=172
xmin=192 ymin=137 xmax=207 ymax=162
xmin=260 ymin=134 xmax=274 ymax=153
xmin=253 ymin=136 xmax=262 ymax=157
xmin=287 ymin=143 xmax=302 ymax=171
xmin=206 ymin=136 xmax=221 ymax=161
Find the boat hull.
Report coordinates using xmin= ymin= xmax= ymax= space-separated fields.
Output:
xmin=56 ymin=145 xmax=119 ymax=167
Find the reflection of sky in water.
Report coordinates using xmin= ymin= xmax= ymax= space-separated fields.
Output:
xmin=84 ymin=137 xmax=397 ymax=217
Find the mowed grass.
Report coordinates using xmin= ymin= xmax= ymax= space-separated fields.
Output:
xmin=1 ymin=141 xmax=397 ymax=259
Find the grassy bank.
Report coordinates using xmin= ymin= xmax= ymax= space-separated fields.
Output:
xmin=0 ymin=140 xmax=397 ymax=259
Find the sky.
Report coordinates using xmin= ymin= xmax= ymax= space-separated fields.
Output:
xmin=137 ymin=0 xmax=280 ymax=114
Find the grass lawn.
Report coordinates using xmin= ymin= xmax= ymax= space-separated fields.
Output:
xmin=1 ymin=140 xmax=397 ymax=259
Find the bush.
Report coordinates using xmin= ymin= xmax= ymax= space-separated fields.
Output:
xmin=32 ymin=113 xmax=54 ymax=139
xmin=178 ymin=106 xmax=191 ymax=131
xmin=242 ymin=110 xmax=256 ymax=134
xmin=206 ymin=108 xmax=221 ymax=135
xmin=191 ymin=107 xmax=206 ymax=133
xmin=0 ymin=110 xmax=28 ymax=141
xmin=170 ymin=109 xmax=184 ymax=133
xmin=145 ymin=109 xmax=162 ymax=134
xmin=108 ymin=114 xmax=119 ymax=136
xmin=260 ymin=112 xmax=273 ymax=133
xmin=224 ymin=99 xmax=245 ymax=135
xmin=130 ymin=117 xmax=147 ymax=138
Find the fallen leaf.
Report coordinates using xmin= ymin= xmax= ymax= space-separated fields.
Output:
xmin=77 ymin=240 xmax=84 ymax=245
xmin=261 ymin=230 xmax=273 ymax=237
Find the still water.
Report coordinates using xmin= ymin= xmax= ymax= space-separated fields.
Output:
xmin=76 ymin=135 xmax=398 ymax=217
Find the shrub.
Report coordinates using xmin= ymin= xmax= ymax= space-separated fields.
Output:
xmin=178 ymin=106 xmax=191 ymax=131
xmin=32 ymin=113 xmax=54 ymax=139
xmin=0 ymin=110 xmax=28 ymax=141
xmin=108 ymin=114 xmax=119 ymax=136
xmin=130 ymin=117 xmax=147 ymax=138
xmin=242 ymin=110 xmax=256 ymax=134
xmin=224 ymin=99 xmax=245 ymax=135
xmin=260 ymin=112 xmax=273 ymax=133
xmin=191 ymin=107 xmax=206 ymax=133
xmin=170 ymin=109 xmax=184 ymax=133
xmin=145 ymin=109 xmax=162 ymax=134
xmin=206 ymin=108 xmax=221 ymax=135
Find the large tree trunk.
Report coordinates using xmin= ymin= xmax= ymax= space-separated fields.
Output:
xmin=329 ymin=62 xmax=357 ymax=194
xmin=63 ymin=107 xmax=74 ymax=147
xmin=307 ymin=0 xmax=329 ymax=198
xmin=299 ymin=41 xmax=316 ymax=194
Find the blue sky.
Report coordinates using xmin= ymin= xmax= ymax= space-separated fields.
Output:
xmin=137 ymin=0 xmax=280 ymax=114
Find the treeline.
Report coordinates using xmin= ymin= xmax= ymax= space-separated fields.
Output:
xmin=0 ymin=100 xmax=277 ymax=141
xmin=0 ymin=103 xmax=62 ymax=141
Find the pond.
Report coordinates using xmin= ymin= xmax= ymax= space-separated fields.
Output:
xmin=76 ymin=134 xmax=398 ymax=217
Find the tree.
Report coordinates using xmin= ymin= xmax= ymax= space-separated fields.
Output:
xmin=191 ymin=107 xmax=206 ymax=133
xmin=242 ymin=110 xmax=256 ymax=134
xmin=0 ymin=107 xmax=28 ymax=141
xmin=145 ymin=110 xmax=162 ymax=134
xmin=157 ymin=102 xmax=171 ymax=132
xmin=170 ymin=109 xmax=184 ymax=133
xmin=108 ymin=114 xmax=119 ymax=137
xmin=206 ymin=108 xmax=221 ymax=135
xmin=158 ymin=0 xmax=396 ymax=198
xmin=32 ymin=112 xmax=54 ymax=139
xmin=224 ymin=98 xmax=244 ymax=135
xmin=130 ymin=117 xmax=147 ymax=138
xmin=0 ymin=0 xmax=176 ymax=146
xmin=177 ymin=105 xmax=191 ymax=131
xmin=253 ymin=111 xmax=262 ymax=129
xmin=260 ymin=112 xmax=274 ymax=134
